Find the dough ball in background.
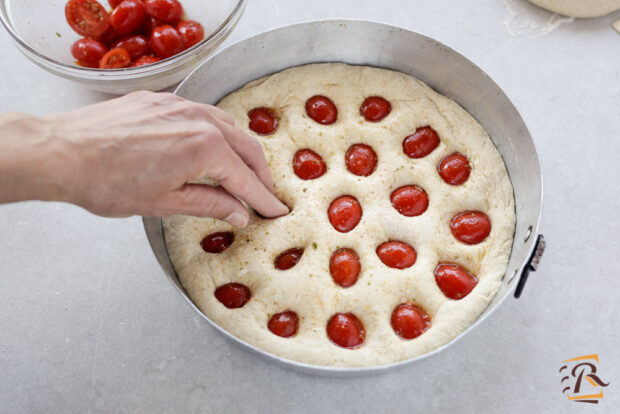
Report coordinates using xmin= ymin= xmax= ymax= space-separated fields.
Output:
xmin=527 ymin=0 xmax=620 ymax=17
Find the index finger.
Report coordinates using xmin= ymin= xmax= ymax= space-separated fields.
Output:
xmin=216 ymin=120 xmax=276 ymax=194
xmin=190 ymin=102 xmax=276 ymax=194
xmin=210 ymin=140 xmax=289 ymax=218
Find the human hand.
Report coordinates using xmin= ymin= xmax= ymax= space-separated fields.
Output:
xmin=0 ymin=91 xmax=288 ymax=227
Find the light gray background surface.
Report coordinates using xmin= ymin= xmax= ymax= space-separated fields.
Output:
xmin=1 ymin=0 xmax=619 ymax=412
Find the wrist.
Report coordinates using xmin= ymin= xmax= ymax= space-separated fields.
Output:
xmin=0 ymin=113 xmax=74 ymax=204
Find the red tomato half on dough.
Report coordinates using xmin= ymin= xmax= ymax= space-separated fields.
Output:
xmin=268 ymin=311 xmax=299 ymax=338
xmin=305 ymin=95 xmax=338 ymax=125
xmin=248 ymin=107 xmax=278 ymax=135
xmin=391 ymin=303 xmax=430 ymax=340
xmin=293 ymin=149 xmax=327 ymax=180
xmin=326 ymin=313 xmax=365 ymax=348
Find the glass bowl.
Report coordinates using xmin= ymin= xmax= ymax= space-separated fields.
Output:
xmin=0 ymin=0 xmax=246 ymax=94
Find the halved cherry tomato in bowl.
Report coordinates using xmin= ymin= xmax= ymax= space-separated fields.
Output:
xmin=144 ymin=0 xmax=183 ymax=24
xmin=99 ymin=47 xmax=131 ymax=68
xmin=71 ymin=38 xmax=108 ymax=68
xmin=93 ymin=26 xmax=118 ymax=48
xmin=177 ymin=19 xmax=205 ymax=49
xmin=150 ymin=24 xmax=184 ymax=58
xmin=65 ymin=0 xmax=110 ymax=37
xmin=141 ymin=15 xmax=166 ymax=35
xmin=66 ymin=0 xmax=203 ymax=68
xmin=131 ymin=55 xmax=161 ymax=67
xmin=109 ymin=0 xmax=146 ymax=36
xmin=112 ymin=35 xmax=149 ymax=60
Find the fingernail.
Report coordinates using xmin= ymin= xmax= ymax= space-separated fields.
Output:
xmin=280 ymin=203 xmax=290 ymax=215
xmin=278 ymin=199 xmax=291 ymax=215
xmin=225 ymin=212 xmax=248 ymax=228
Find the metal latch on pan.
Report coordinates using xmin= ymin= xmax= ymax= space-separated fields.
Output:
xmin=514 ymin=235 xmax=546 ymax=298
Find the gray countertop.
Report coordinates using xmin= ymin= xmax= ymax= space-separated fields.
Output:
xmin=1 ymin=0 xmax=619 ymax=412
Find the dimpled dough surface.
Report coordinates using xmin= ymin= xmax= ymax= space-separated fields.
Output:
xmin=163 ymin=63 xmax=516 ymax=367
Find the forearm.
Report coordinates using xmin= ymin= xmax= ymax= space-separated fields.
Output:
xmin=0 ymin=113 xmax=72 ymax=204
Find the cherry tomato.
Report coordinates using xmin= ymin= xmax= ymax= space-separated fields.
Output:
xmin=345 ymin=144 xmax=377 ymax=177
xmin=403 ymin=126 xmax=440 ymax=159
xmin=201 ymin=231 xmax=234 ymax=253
xmin=131 ymin=55 xmax=161 ymax=66
xmin=93 ymin=26 xmax=118 ymax=48
xmin=109 ymin=0 xmax=146 ymax=36
xmin=329 ymin=248 xmax=361 ymax=288
xmin=177 ymin=19 xmax=205 ymax=49
xmin=293 ymin=149 xmax=327 ymax=180
xmin=391 ymin=303 xmax=431 ymax=340
xmin=360 ymin=96 xmax=391 ymax=122
xmin=248 ymin=107 xmax=278 ymax=135
xmin=214 ymin=283 xmax=250 ymax=309
xmin=142 ymin=15 xmax=166 ymax=35
xmin=328 ymin=196 xmax=362 ymax=233
xmin=99 ymin=47 xmax=130 ymax=68
xmin=305 ymin=95 xmax=337 ymax=125
xmin=390 ymin=185 xmax=429 ymax=217
xmin=376 ymin=241 xmax=416 ymax=269
xmin=435 ymin=263 xmax=478 ymax=300
xmin=109 ymin=0 xmax=122 ymax=7
xmin=438 ymin=153 xmax=471 ymax=185
xmin=268 ymin=311 xmax=299 ymax=338
xmin=71 ymin=38 xmax=108 ymax=68
xmin=112 ymin=35 xmax=149 ymax=60
xmin=144 ymin=0 xmax=183 ymax=23
xmin=326 ymin=313 xmax=365 ymax=349
xmin=65 ymin=0 xmax=110 ymax=37
xmin=150 ymin=24 xmax=184 ymax=58
xmin=274 ymin=248 xmax=304 ymax=270
xmin=450 ymin=211 xmax=491 ymax=245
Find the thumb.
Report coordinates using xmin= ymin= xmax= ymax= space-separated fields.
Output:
xmin=155 ymin=184 xmax=249 ymax=227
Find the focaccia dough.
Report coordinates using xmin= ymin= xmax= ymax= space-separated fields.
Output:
xmin=163 ymin=63 xmax=516 ymax=367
